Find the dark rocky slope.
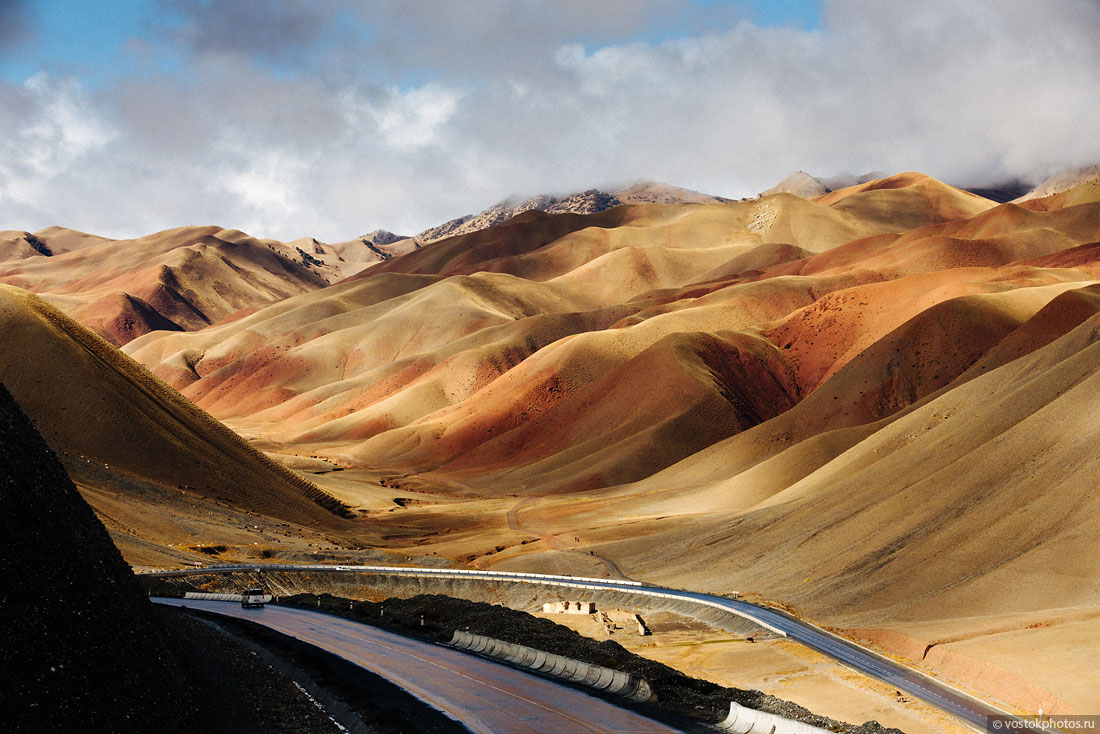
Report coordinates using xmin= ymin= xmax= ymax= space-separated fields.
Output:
xmin=0 ymin=381 xmax=197 ymax=731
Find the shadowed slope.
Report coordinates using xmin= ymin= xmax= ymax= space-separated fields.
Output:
xmin=0 ymin=382 xmax=197 ymax=732
xmin=0 ymin=285 xmax=349 ymax=524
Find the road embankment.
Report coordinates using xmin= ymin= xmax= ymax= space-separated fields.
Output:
xmin=145 ymin=579 xmax=904 ymax=734
xmin=142 ymin=568 xmax=769 ymax=636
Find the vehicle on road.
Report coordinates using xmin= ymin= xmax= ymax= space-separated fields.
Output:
xmin=241 ymin=588 xmax=266 ymax=608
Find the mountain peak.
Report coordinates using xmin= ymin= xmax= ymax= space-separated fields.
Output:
xmin=360 ymin=229 xmax=409 ymax=246
xmin=760 ymin=170 xmax=883 ymax=199
xmin=413 ymin=180 xmax=728 ymax=244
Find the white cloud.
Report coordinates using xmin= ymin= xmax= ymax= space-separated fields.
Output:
xmin=24 ymin=74 xmax=116 ymax=161
xmin=2 ymin=0 xmax=1099 ymax=241
xmin=0 ymin=74 xmax=116 ymax=212
xmin=371 ymin=84 xmax=462 ymax=150
xmin=225 ymin=150 xmax=306 ymax=210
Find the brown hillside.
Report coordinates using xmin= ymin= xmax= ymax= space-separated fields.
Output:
xmin=0 ymin=226 xmax=330 ymax=345
xmin=123 ymin=176 xmax=1100 ymax=502
xmin=0 ymin=226 xmax=111 ymax=260
xmin=0 ymin=285 xmax=348 ymax=526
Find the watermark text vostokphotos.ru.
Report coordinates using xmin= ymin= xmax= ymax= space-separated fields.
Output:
xmin=988 ymin=715 xmax=1099 ymax=731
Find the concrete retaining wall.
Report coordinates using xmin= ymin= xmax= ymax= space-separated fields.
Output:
xmin=718 ymin=701 xmax=831 ymax=733
xmin=449 ymin=630 xmax=654 ymax=703
xmin=182 ymin=592 xmax=272 ymax=603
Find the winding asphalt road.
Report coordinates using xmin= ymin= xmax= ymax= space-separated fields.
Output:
xmin=145 ymin=564 xmax=1026 ymax=732
xmin=153 ymin=597 xmax=678 ymax=734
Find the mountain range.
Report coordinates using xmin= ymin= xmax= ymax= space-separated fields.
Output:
xmin=2 ymin=165 xmax=1099 ymax=718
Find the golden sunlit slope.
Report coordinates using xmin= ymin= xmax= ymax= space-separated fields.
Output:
xmin=389 ymin=207 xmax=1096 ymax=492
xmin=119 ymin=207 xmax=826 ymax=479
xmin=126 ymin=176 xmax=1100 ymax=496
xmin=626 ymin=300 xmax=1100 ymax=622
xmin=125 ymin=177 xmax=984 ymax=464
xmin=0 ymin=226 xmax=111 ymax=261
xmin=122 ymin=180 xmax=1100 ymax=489
xmin=116 ymin=177 xmax=1093 ymax=495
xmin=813 ymin=171 xmax=997 ymax=229
xmin=0 ymin=225 xmax=329 ymax=345
xmin=0 ymin=285 xmax=348 ymax=527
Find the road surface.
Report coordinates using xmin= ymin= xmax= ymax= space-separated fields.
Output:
xmin=146 ymin=564 xmax=1027 ymax=732
xmin=153 ymin=597 xmax=680 ymax=734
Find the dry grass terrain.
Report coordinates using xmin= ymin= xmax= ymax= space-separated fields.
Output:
xmin=0 ymin=285 xmax=352 ymax=567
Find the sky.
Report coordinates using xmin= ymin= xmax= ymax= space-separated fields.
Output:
xmin=0 ymin=0 xmax=1098 ymax=241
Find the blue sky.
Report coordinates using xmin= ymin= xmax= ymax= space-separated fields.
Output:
xmin=0 ymin=0 xmax=1097 ymax=240
xmin=1 ymin=0 xmax=822 ymax=85
xmin=2 ymin=0 xmax=160 ymax=84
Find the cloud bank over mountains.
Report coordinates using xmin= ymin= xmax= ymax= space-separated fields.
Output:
xmin=1 ymin=0 xmax=1098 ymax=240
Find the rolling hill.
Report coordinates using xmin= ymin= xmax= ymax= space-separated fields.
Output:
xmin=6 ymin=168 xmax=1100 ymax=715
xmin=0 ymin=226 xmax=334 ymax=345
xmin=118 ymin=170 xmax=1100 ymax=713
xmin=0 ymin=285 xmax=351 ymax=564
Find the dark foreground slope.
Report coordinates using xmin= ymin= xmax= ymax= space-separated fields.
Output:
xmin=0 ymin=381 xmax=448 ymax=733
xmin=0 ymin=382 xmax=198 ymax=732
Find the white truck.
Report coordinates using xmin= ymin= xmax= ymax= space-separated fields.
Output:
xmin=241 ymin=588 xmax=266 ymax=608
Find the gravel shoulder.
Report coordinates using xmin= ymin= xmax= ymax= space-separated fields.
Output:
xmin=156 ymin=606 xmax=339 ymax=733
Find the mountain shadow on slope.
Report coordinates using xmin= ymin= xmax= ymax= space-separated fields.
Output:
xmin=0 ymin=382 xmax=198 ymax=732
xmin=0 ymin=383 xmax=354 ymax=733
